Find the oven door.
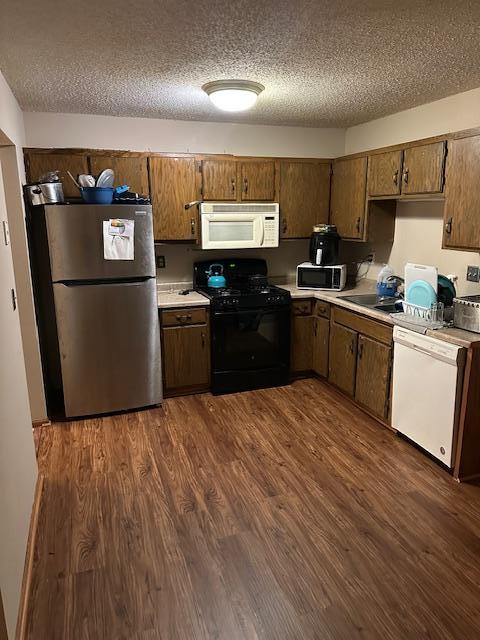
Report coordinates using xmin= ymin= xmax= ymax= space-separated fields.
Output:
xmin=201 ymin=213 xmax=263 ymax=249
xmin=211 ymin=306 xmax=290 ymax=392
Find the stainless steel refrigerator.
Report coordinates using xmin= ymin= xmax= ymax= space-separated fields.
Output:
xmin=27 ymin=203 xmax=162 ymax=418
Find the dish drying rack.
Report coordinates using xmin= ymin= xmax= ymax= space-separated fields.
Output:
xmin=393 ymin=301 xmax=449 ymax=330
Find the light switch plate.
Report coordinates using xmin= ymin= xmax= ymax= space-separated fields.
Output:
xmin=466 ymin=265 xmax=480 ymax=282
xmin=2 ymin=220 xmax=10 ymax=246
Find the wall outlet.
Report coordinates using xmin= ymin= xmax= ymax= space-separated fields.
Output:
xmin=466 ymin=265 xmax=480 ymax=282
xmin=156 ymin=255 xmax=166 ymax=269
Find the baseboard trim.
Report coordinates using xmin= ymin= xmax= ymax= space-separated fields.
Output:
xmin=16 ymin=473 xmax=44 ymax=640
xmin=32 ymin=420 xmax=50 ymax=429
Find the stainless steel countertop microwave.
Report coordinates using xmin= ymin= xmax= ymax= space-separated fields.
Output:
xmin=200 ymin=202 xmax=279 ymax=250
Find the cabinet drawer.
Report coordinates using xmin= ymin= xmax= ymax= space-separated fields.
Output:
xmin=332 ymin=306 xmax=392 ymax=345
xmin=314 ymin=300 xmax=330 ymax=319
xmin=162 ymin=307 xmax=208 ymax=326
xmin=292 ymin=299 xmax=312 ymax=316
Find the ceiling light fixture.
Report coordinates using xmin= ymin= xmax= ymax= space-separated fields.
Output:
xmin=202 ymin=80 xmax=265 ymax=112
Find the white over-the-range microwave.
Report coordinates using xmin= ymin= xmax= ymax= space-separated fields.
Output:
xmin=200 ymin=202 xmax=279 ymax=250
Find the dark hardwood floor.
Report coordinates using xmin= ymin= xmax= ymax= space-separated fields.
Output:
xmin=26 ymin=378 xmax=480 ymax=639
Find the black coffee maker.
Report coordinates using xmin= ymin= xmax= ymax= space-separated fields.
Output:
xmin=309 ymin=224 xmax=340 ymax=266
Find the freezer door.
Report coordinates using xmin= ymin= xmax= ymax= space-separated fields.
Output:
xmin=53 ymin=278 xmax=162 ymax=417
xmin=45 ymin=204 xmax=155 ymax=281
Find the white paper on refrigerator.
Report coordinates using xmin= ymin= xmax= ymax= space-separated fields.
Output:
xmin=103 ymin=219 xmax=134 ymax=260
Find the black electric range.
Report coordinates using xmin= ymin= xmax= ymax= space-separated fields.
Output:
xmin=194 ymin=258 xmax=291 ymax=394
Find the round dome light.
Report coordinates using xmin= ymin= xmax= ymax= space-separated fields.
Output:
xmin=202 ymin=80 xmax=265 ymax=112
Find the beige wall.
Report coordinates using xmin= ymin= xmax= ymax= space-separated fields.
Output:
xmin=0 ymin=71 xmax=46 ymax=421
xmin=24 ymin=111 xmax=345 ymax=157
xmin=345 ymin=86 xmax=480 ymax=154
xmin=0 ymin=143 xmax=38 ymax=639
xmin=343 ymin=88 xmax=480 ymax=294
xmin=156 ymin=240 xmax=309 ymax=285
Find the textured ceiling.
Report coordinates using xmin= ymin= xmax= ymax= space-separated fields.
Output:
xmin=1 ymin=0 xmax=480 ymax=127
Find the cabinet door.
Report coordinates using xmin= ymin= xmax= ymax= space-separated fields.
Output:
xmin=279 ymin=161 xmax=330 ymax=238
xmin=290 ymin=314 xmax=313 ymax=373
xmin=443 ymin=136 xmax=480 ymax=250
xmin=355 ymin=335 xmax=391 ymax=419
xmin=240 ymin=160 xmax=276 ymax=201
xmin=201 ymin=158 xmax=237 ymax=201
xmin=401 ymin=142 xmax=446 ymax=195
xmin=312 ymin=316 xmax=329 ymax=378
xmin=328 ymin=323 xmax=357 ymax=396
xmin=330 ymin=157 xmax=367 ymax=240
xmin=90 ymin=155 xmax=149 ymax=195
xmin=149 ymin=156 xmax=200 ymax=240
xmin=367 ymin=150 xmax=402 ymax=197
xmin=25 ymin=152 xmax=89 ymax=198
xmin=162 ymin=324 xmax=210 ymax=391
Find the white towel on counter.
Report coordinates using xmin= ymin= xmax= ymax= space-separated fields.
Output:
xmin=103 ymin=219 xmax=134 ymax=260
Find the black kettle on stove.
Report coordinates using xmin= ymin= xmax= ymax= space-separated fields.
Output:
xmin=309 ymin=224 xmax=340 ymax=266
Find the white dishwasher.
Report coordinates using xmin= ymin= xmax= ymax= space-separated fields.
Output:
xmin=392 ymin=327 xmax=466 ymax=467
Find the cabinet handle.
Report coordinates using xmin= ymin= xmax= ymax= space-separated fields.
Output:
xmin=231 ymin=177 xmax=236 ymax=194
xmin=393 ymin=169 xmax=399 ymax=185
xmin=282 ymin=219 xmax=288 ymax=234
xmin=243 ymin=177 xmax=248 ymax=194
xmin=445 ymin=217 xmax=453 ymax=235
xmin=175 ymin=314 xmax=192 ymax=323
xmin=355 ymin=217 xmax=361 ymax=233
xmin=314 ymin=319 xmax=317 ymax=337
xmin=349 ymin=341 xmax=354 ymax=355
xmin=191 ymin=218 xmax=196 ymax=236
xmin=402 ymin=168 xmax=409 ymax=184
xmin=358 ymin=342 xmax=364 ymax=359
xmin=201 ymin=332 xmax=206 ymax=348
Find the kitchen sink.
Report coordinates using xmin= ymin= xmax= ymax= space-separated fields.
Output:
xmin=339 ymin=293 xmax=403 ymax=314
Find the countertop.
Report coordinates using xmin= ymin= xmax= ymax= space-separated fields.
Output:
xmin=157 ymin=287 xmax=210 ymax=309
xmin=156 ymin=279 xmax=480 ymax=348
xmin=280 ymin=280 xmax=480 ymax=348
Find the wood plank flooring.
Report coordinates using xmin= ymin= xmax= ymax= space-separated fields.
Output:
xmin=26 ymin=378 xmax=480 ymax=639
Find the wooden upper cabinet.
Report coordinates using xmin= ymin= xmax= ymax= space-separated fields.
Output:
xmin=367 ymin=150 xmax=402 ymax=197
xmin=201 ymin=158 xmax=237 ymax=201
xmin=25 ymin=152 xmax=88 ymax=198
xmin=330 ymin=156 xmax=367 ymax=240
xmin=279 ymin=161 xmax=331 ymax=238
xmin=355 ymin=335 xmax=391 ymax=419
xmin=149 ymin=156 xmax=200 ymax=241
xmin=328 ymin=322 xmax=357 ymax=396
xmin=401 ymin=142 xmax=446 ymax=195
xmin=89 ymin=155 xmax=149 ymax=195
xmin=239 ymin=160 xmax=275 ymax=201
xmin=443 ymin=136 xmax=480 ymax=250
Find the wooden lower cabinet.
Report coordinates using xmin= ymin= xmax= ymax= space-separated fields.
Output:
xmin=161 ymin=310 xmax=210 ymax=395
xmin=291 ymin=314 xmax=314 ymax=373
xmin=312 ymin=316 xmax=329 ymax=377
xmin=328 ymin=322 xmax=358 ymax=396
xmin=355 ymin=335 xmax=392 ymax=419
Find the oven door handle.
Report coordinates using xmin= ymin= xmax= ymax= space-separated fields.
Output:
xmin=213 ymin=307 xmax=289 ymax=317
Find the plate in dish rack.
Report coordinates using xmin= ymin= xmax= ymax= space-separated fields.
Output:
xmin=406 ymin=279 xmax=437 ymax=308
